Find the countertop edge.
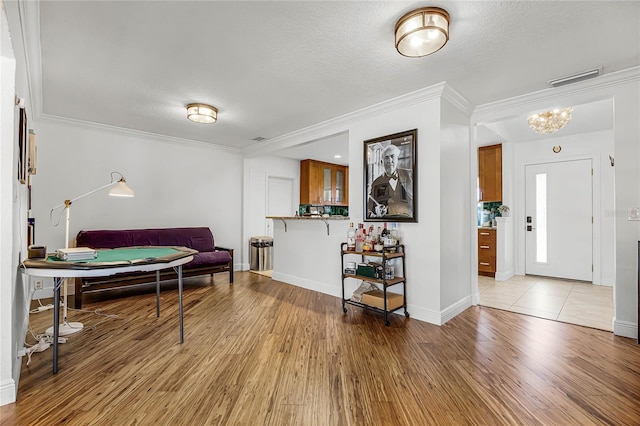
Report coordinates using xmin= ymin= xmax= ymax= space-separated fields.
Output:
xmin=267 ymin=216 xmax=350 ymax=221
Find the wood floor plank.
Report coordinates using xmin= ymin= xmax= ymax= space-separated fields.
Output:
xmin=2 ymin=271 xmax=640 ymax=425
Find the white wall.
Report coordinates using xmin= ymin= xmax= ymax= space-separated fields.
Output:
xmin=0 ymin=3 xmax=18 ymax=406
xmin=242 ymin=156 xmax=300 ymax=270
xmin=347 ymin=93 xmax=444 ymax=323
xmin=513 ymin=129 xmax=615 ymax=286
xmin=29 ymin=119 xmax=244 ymax=294
xmin=472 ymin=67 xmax=640 ymax=339
xmin=612 ymin=76 xmax=640 ymax=338
xmin=439 ymin=96 xmax=472 ymax=319
xmin=250 ymin=84 xmax=475 ymax=325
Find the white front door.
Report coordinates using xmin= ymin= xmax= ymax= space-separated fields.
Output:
xmin=525 ymin=159 xmax=593 ymax=281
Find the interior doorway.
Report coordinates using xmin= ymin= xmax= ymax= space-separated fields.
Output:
xmin=265 ymin=176 xmax=295 ymax=238
xmin=524 ymin=159 xmax=593 ymax=281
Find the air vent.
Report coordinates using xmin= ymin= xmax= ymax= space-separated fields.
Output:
xmin=251 ymin=136 xmax=267 ymax=142
xmin=548 ymin=67 xmax=601 ymax=87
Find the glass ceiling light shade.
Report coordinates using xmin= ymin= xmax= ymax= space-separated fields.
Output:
xmin=108 ymin=177 xmax=135 ymax=197
xmin=395 ymin=7 xmax=450 ymax=58
xmin=527 ymin=107 xmax=573 ymax=134
xmin=186 ymin=103 xmax=218 ymax=124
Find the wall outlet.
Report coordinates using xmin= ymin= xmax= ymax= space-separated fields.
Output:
xmin=34 ymin=279 xmax=43 ymax=290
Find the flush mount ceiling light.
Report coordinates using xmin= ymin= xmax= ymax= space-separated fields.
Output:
xmin=395 ymin=7 xmax=450 ymax=58
xmin=186 ymin=103 xmax=217 ymax=124
xmin=527 ymin=107 xmax=573 ymax=134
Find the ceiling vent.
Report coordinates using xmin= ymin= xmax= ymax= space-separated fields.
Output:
xmin=251 ymin=136 xmax=267 ymax=142
xmin=548 ymin=67 xmax=602 ymax=87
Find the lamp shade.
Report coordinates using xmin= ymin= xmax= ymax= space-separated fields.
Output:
xmin=108 ymin=178 xmax=135 ymax=197
xmin=395 ymin=7 xmax=450 ymax=58
xmin=186 ymin=103 xmax=218 ymax=124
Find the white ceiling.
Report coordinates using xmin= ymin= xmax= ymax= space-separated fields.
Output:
xmin=18 ymin=1 xmax=640 ymax=164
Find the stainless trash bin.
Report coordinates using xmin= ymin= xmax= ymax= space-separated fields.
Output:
xmin=250 ymin=236 xmax=273 ymax=271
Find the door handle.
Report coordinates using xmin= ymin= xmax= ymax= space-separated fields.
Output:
xmin=526 ymin=225 xmax=536 ymax=231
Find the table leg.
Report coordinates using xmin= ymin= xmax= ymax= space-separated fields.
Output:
xmin=53 ymin=277 xmax=62 ymax=374
xmin=178 ymin=265 xmax=184 ymax=343
xmin=156 ymin=270 xmax=160 ymax=317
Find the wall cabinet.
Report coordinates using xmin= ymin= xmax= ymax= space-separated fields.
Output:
xmin=300 ymin=159 xmax=348 ymax=205
xmin=478 ymin=228 xmax=497 ymax=277
xmin=478 ymin=144 xmax=502 ymax=202
xmin=340 ymin=243 xmax=408 ymax=326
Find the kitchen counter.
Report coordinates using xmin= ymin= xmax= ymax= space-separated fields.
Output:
xmin=267 ymin=215 xmax=350 ymax=220
xmin=267 ymin=215 xmax=350 ymax=235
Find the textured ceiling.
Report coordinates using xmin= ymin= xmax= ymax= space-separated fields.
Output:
xmin=21 ymin=1 xmax=640 ymax=161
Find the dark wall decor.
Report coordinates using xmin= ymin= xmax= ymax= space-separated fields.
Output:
xmin=18 ymin=107 xmax=27 ymax=184
xmin=363 ymin=129 xmax=417 ymax=222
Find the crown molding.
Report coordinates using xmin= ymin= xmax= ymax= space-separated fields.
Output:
xmin=441 ymin=84 xmax=473 ymax=116
xmin=473 ymin=66 xmax=640 ymax=123
xmin=243 ymin=83 xmax=447 ymax=158
xmin=37 ymin=113 xmax=242 ymax=153
xmin=15 ymin=0 xmax=43 ymax=118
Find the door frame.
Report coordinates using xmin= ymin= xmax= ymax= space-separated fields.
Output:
xmin=265 ymin=175 xmax=296 ymax=237
xmin=516 ymin=153 xmax=603 ymax=284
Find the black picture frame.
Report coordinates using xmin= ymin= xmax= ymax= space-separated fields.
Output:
xmin=363 ymin=129 xmax=417 ymax=222
xmin=18 ymin=107 xmax=27 ymax=184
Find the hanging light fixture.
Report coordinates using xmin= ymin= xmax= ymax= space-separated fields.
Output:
xmin=527 ymin=107 xmax=573 ymax=134
xmin=186 ymin=103 xmax=218 ymax=124
xmin=395 ymin=7 xmax=450 ymax=58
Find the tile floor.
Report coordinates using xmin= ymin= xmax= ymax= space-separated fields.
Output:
xmin=478 ymin=274 xmax=614 ymax=331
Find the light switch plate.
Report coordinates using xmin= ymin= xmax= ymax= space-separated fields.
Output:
xmin=628 ymin=207 xmax=640 ymax=221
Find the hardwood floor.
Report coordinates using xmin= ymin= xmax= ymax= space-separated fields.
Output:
xmin=2 ymin=272 xmax=639 ymax=425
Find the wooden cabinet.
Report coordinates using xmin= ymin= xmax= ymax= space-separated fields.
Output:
xmin=300 ymin=159 xmax=348 ymax=205
xmin=340 ymin=243 xmax=408 ymax=326
xmin=478 ymin=228 xmax=497 ymax=277
xmin=478 ymin=144 xmax=502 ymax=202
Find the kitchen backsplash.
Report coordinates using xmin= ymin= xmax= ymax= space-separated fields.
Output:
xmin=299 ymin=204 xmax=349 ymax=216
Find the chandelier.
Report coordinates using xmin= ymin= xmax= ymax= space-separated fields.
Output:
xmin=527 ymin=107 xmax=573 ymax=134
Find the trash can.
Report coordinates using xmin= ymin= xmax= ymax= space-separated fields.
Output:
xmin=250 ymin=236 xmax=273 ymax=271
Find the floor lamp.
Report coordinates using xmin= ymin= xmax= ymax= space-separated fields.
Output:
xmin=46 ymin=171 xmax=134 ymax=336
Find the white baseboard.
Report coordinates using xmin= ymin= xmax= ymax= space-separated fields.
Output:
xmin=613 ymin=319 xmax=638 ymax=340
xmin=495 ymin=269 xmax=515 ymax=281
xmin=0 ymin=378 xmax=16 ymax=407
xmin=271 ymin=272 xmax=340 ymax=298
xmin=440 ymin=295 xmax=473 ymax=325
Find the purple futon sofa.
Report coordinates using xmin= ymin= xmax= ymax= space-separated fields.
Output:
xmin=73 ymin=227 xmax=233 ymax=308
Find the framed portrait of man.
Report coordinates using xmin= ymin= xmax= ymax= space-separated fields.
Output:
xmin=363 ymin=129 xmax=417 ymax=222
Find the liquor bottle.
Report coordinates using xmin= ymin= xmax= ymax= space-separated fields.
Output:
xmin=390 ymin=223 xmax=399 ymax=245
xmin=346 ymin=222 xmax=356 ymax=251
xmin=355 ymin=224 xmax=364 ymax=252
xmin=381 ymin=223 xmax=391 ymax=247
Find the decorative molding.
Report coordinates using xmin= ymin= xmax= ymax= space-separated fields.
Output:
xmin=495 ymin=269 xmax=515 ymax=281
xmin=613 ymin=319 xmax=637 ymax=340
xmin=440 ymin=295 xmax=473 ymax=325
xmin=271 ymin=272 xmax=341 ymax=299
xmin=37 ymin=113 xmax=242 ymax=154
xmin=0 ymin=379 xmax=16 ymax=406
xmin=16 ymin=0 xmax=42 ymax=118
xmin=243 ymin=83 xmax=447 ymax=158
xmin=442 ymin=84 xmax=474 ymax=116
xmin=473 ymin=66 xmax=640 ymax=122
xmin=403 ymin=304 xmax=442 ymax=326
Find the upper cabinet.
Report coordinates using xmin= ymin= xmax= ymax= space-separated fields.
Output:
xmin=478 ymin=144 xmax=502 ymax=202
xmin=300 ymin=159 xmax=349 ymax=206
